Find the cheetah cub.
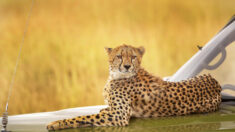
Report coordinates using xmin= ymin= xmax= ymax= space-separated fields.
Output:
xmin=47 ymin=44 xmax=221 ymax=130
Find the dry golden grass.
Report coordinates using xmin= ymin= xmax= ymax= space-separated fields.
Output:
xmin=0 ymin=0 xmax=234 ymax=115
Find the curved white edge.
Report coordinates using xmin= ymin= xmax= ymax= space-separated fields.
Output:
xmin=169 ymin=21 xmax=235 ymax=82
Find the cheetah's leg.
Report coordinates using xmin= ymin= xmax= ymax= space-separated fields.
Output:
xmin=47 ymin=90 xmax=131 ymax=130
xmin=199 ymin=94 xmax=221 ymax=113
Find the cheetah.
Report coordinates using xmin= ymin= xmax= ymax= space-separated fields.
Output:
xmin=47 ymin=44 xmax=221 ymax=130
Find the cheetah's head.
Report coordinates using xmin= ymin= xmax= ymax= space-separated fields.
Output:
xmin=105 ymin=44 xmax=145 ymax=79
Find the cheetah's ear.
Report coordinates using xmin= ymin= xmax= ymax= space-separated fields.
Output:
xmin=137 ymin=46 xmax=145 ymax=56
xmin=105 ymin=47 xmax=112 ymax=54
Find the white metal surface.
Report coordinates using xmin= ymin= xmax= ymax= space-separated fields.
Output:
xmin=169 ymin=21 xmax=235 ymax=82
xmin=0 ymin=105 xmax=107 ymax=131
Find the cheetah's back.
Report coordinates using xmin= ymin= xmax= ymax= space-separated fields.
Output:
xmin=164 ymin=74 xmax=221 ymax=116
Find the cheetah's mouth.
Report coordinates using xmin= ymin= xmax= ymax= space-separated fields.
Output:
xmin=118 ymin=66 xmax=134 ymax=74
xmin=119 ymin=69 xmax=131 ymax=73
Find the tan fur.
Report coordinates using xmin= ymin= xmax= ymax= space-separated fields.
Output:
xmin=47 ymin=44 xmax=221 ymax=130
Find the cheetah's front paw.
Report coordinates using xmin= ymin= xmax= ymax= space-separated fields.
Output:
xmin=47 ymin=121 xmax=60 ymax=131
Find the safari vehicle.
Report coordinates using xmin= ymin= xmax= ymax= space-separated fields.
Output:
xmin=1 ymin=13 xmax=235 ymax=132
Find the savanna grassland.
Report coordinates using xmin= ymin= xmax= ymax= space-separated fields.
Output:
xmin=0 ymin=0 xmax=234 ymax=115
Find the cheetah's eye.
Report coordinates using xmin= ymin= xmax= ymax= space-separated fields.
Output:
xmin=131 ymin=56 xmax=137 ymax=59
xmin=116 ymin=55 xmax=122 ymax=59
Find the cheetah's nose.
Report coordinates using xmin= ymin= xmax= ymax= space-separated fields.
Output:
xmin=124 ymin=65 xmax=131 ymax=70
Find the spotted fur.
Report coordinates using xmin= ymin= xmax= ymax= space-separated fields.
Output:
xmin=47 ymin=44 xmax=221 ymax=130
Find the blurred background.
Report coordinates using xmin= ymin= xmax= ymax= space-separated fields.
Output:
xmin=0 ymin=0 xmax=234 ymax=115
